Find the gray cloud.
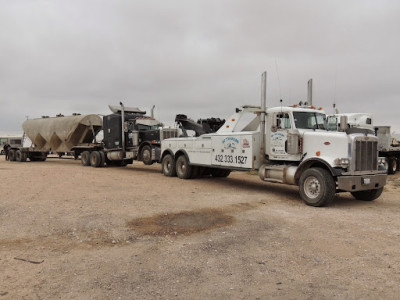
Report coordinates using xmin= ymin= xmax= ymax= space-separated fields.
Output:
xmin=1 ymin=0 xmax=399 ymax=134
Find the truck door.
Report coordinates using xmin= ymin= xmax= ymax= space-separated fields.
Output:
xmin=270 ymin=112 xmax=291 ymax=158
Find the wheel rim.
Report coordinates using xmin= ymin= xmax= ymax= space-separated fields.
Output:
xmin=393 ymin=160 xmax=397 ymax=172
xmin=164 ymin=158 xmax=171 ymax=172
xmin=178 ymin=159 xmax=186 ymax=174
xmin=304 ymin=176 xmax=321 ymax=199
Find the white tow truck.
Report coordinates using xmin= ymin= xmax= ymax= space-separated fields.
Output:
xmin=160 ymin=72 xmax=387 ymax=206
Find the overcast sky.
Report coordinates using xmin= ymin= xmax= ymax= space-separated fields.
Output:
xmin=1 ymin=0 xmax=399 ymax=134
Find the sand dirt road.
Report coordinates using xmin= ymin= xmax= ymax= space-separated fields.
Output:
xmin=1 ymin=157 xmax=399 ymax=299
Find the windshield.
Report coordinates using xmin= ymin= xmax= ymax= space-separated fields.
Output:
xmin=293 ymin=112 xmax=326 ymax=130
xmin=136 ymin=124 xmax=161 ymax=131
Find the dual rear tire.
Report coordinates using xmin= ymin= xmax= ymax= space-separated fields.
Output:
xmin=161 ymin=154 xmax=231 ymax=179
xmin=81 ymin=151 xmax=105 ymax=168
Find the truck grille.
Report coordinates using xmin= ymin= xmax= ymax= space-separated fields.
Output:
xmin=161 ymin=129 xmax=178 ymax=140
xmin=354 ymin=140 xmax=377 ymax=171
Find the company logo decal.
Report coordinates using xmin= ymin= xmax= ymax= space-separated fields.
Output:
xmin=222 ymin=137 xmax=239 ymax=149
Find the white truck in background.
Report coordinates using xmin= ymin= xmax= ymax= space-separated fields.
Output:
xmin=327 ymin=113 xmax=400 ymax=174
xmin=327 ymin=113 xmax=374 ymax=131
xmin=160 ymin=72 xmax=387 ymax=207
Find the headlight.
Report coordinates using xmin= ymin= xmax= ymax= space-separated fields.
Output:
xmin=335 ymin=158 xmax=350 ymax=168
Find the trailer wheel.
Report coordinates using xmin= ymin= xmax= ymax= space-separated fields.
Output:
xmin=90 ymin=151 xmax=102 ymax=168
xmin=81 ymin=151 xmax=90 ymax=166
xmin=8 ymin=149 xmax=16 ymax=161
xmin=15 ymin=150 xmax=22 ymax=162
xmin=388 ymin=157 xmax=397 ymax=175
xmin=351 ymin=187 xmax=383 ymax=201
xmin=19 ymin=152 xmax=27 ymax=162
xmin=162 ymin=154 xmax=176 ymax=177
xmin=176 ymin=155 xmax=192 ymax=179
xmin=299 ymin=168 xmax=335 ymax=207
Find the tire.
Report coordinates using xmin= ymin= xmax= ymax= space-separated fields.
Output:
xmin=20 ymin=152 xmax=27 ymax=162
xmin=99 ymin=151 xmax=106 ymax=167
xmin=162 ymin=154 xmax=176 ymax=177
xmin=141 ymin=145 xmax=153 ymax=165
xmin=387 ymin=157 xmax=397 ymax=175
xmin=351 ymin=187 xmax=383 ymax=201
xmin=8 ymin=149 xmax=16 ymax=161
xmin=299 ymin=168 xmax=336 ymax=207
xmin=15 ymin=150 xmax=22 ymax=162
xmin=81 ymin=151 xmax=90 ymax=166
xmin=90 ymin=151 xmax=102 ymax=168
xmin=176 ymin=155 xmax=192 ymax=179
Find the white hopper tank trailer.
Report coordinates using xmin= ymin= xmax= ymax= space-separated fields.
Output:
xmin=160 ymin=72 xmax=387 ymax=207
xmin=7 ymin=114 xmax=103 ymax=162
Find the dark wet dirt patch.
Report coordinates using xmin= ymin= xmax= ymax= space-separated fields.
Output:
xmin=127 ymin=208 xmax=235 ymax=236
xmin=126 ymin=201 xmax=265 ymax=237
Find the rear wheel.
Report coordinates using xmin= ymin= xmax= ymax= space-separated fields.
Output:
xmin=141 ymin=145 xmax=153 ymax=165
xmin=99 ymin=151 xmax=105 ymax=167
xmin=299 ymin=168 xmax=336 ymax=207
xmin=351 ymin=188 xmax=383 ymax=201
xmin=162 ymin=154 xmax=176 ymax=177
xmin=176 ymin=155 xmax=192 ymax=179
xmin=81 ymin=151 xmax=90 ymax=166
xmin=90 ymin=151 xmax=102 ymax=168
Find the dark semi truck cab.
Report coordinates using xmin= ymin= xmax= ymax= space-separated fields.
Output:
xmin=75 ymin=104 xmax=178 ymax=167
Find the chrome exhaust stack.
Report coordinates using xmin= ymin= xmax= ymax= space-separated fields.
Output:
xmin=307 ymin=79 xmax=313 ymax=106
xmin=120 ymin=101 xmax=126 ymax=159
xmin=260 ymin=71 xmax=267 ymax=163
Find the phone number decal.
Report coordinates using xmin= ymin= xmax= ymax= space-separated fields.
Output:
xmin=214 ymin=155 xmax=247 ymax=165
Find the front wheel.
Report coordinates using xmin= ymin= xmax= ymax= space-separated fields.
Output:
xmin=351 ymin=188 xmax=383 ymax=201
xmin=162 ymin=154 xmax=176 ymax=177
xmin=176 ymin=155 xmax=192 ymax=179
xmin=141 ymin=146 xmax=153 ymax=165
xmin=299 ymin=168 xmax=336 ymax=207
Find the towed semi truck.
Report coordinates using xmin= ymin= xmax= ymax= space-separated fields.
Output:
xmin=160 ymin=72 xmax=387 ymax=206
xmin=8 ymin=104 xmax=178 ymax=166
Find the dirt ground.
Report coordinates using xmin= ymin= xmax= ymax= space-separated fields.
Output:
xmin=0 ymin=156 xmax=399 ymax=299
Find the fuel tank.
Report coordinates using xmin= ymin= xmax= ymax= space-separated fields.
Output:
xmin=22 ymin=114 xmax=102 ymax=152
